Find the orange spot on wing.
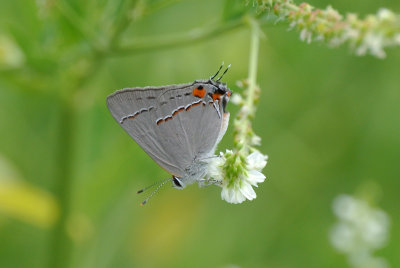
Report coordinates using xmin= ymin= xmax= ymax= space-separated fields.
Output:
xmin=226 ymin=91 xmax=231 ymax=97
xmin=192 ymin=87 xmax=206 ymax=98
xmin=211 ymin=93 xmax=223 ymax=101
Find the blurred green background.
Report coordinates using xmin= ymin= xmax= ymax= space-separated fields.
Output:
xmin=0 ymin=0 xmax=399 ymax=267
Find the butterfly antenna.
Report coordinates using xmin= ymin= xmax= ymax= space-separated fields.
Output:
xmin=137 ymin=178 xmax=166 ymax=194
xmin=216 ymin=64 xmax=231 ymax=82
xmin=210 ymin=62 xmax=224 ymax=80
xmin=140 ymin=178 xmax=170 ymax=206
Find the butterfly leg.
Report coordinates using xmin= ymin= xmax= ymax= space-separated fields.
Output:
xmin=197 ymin=178 xmax=222 ymax=188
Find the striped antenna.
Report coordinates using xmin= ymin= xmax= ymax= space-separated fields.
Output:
xmin=210 ymin=62 xmax=224 ymax=80
xmin=139 ymin=178 xmax=171 ymax=206
xmin=216 ymin=64 xmax=231 ymax=82
xmin=137 ymin=178 xmax=166 ymax=194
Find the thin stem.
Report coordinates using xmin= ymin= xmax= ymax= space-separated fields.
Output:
xmin=223 ymin=18 xmax=262 ymax=188
xmin=235 ymin=18 xmax=261 ymax=154
xmin=246 ymin=19 xmax=260 ymax=115
xmin=144 ymin=0 xmax=184 ymax=16
xmin=49 ymin=98 xmax=74 ymax=268
xmin=55 ymin=0 xmax=98 ymax=48
xmin=110 ymin=18 xmax=245 ymax=55
xmin=107 ymin=0 xmax=137 ymax=50
xmin=48 ymin=2 xmax=138 ymax=268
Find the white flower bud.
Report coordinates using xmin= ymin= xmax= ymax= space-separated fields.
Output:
xmin=230 ymin=93 xmax=243 ymax=105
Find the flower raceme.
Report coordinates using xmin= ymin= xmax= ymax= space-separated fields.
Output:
xmin=330 ymin=194 xmax=390 ymax=268
xmin=254 ymin=0 xmax=400 ymax=59
xmin=204 ymin=20 xmax=268 ymax=204
xmin=207 ymin=150 xmax=268 ymax=204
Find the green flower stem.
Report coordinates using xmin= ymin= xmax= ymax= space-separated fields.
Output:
xmin=234 ymin=18 xmax=261 ymax=154
xmin=224 ymin=18 xmax=261 ymax=188
xmin=245 ymin=18 xmax=260 ymax=125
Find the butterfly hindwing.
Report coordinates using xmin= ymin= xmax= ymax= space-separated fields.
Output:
xmin=107 ymin=81 xmax=226 ymax=177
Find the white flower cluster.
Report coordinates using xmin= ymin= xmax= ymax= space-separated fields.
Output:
xmin=294 ymin=6 xmax=400 ymax=59
xmin=207 ymin=150 xmax=268 ymax=204
xmin=353 ymin=9 xmax=400 ymax=58
xmin=259 ymin=0 xmax=400 ymax=59
xmin=330 ymin=194 xmax=391 ymax=268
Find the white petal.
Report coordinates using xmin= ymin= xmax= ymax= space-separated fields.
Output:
xmin=247 ymin=151 xmax=268 ymax=170
xmin=230 ymin=93 xmax=243 ymax=105
xmin=221 ymin=180 xmax=254 ymax=204
xmin=239 ymin=181 xmax=257 ymax=200
xmin=221 ymin=187 xmax=231 ymax=202
xmin=394 ymin=34 xmax=400 ymax=45
xmin=233 ymin=187 xmax=246 ymax=204
xmin=289 ymin=21 xmax=297 ymax=29
xmin=363 ymin=33 xmax=386 ymax=58
xmin=247 ymin=170 xmax=266 ymax=186
xmin=223 ymin=149 xmax=233 ymax=155
xmin=377 ymin=8 xmax=394 ymax=20
xmin=221 ymin=185 xmax=245 ymax=204
xmin=206 ymin=157 xmax=224 ymax=180
xmin=250 ymin=135 xmax=261 ymax=146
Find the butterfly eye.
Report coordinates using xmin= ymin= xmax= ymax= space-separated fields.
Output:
xmin=172 ymin=176 xmax=184 ymax=189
